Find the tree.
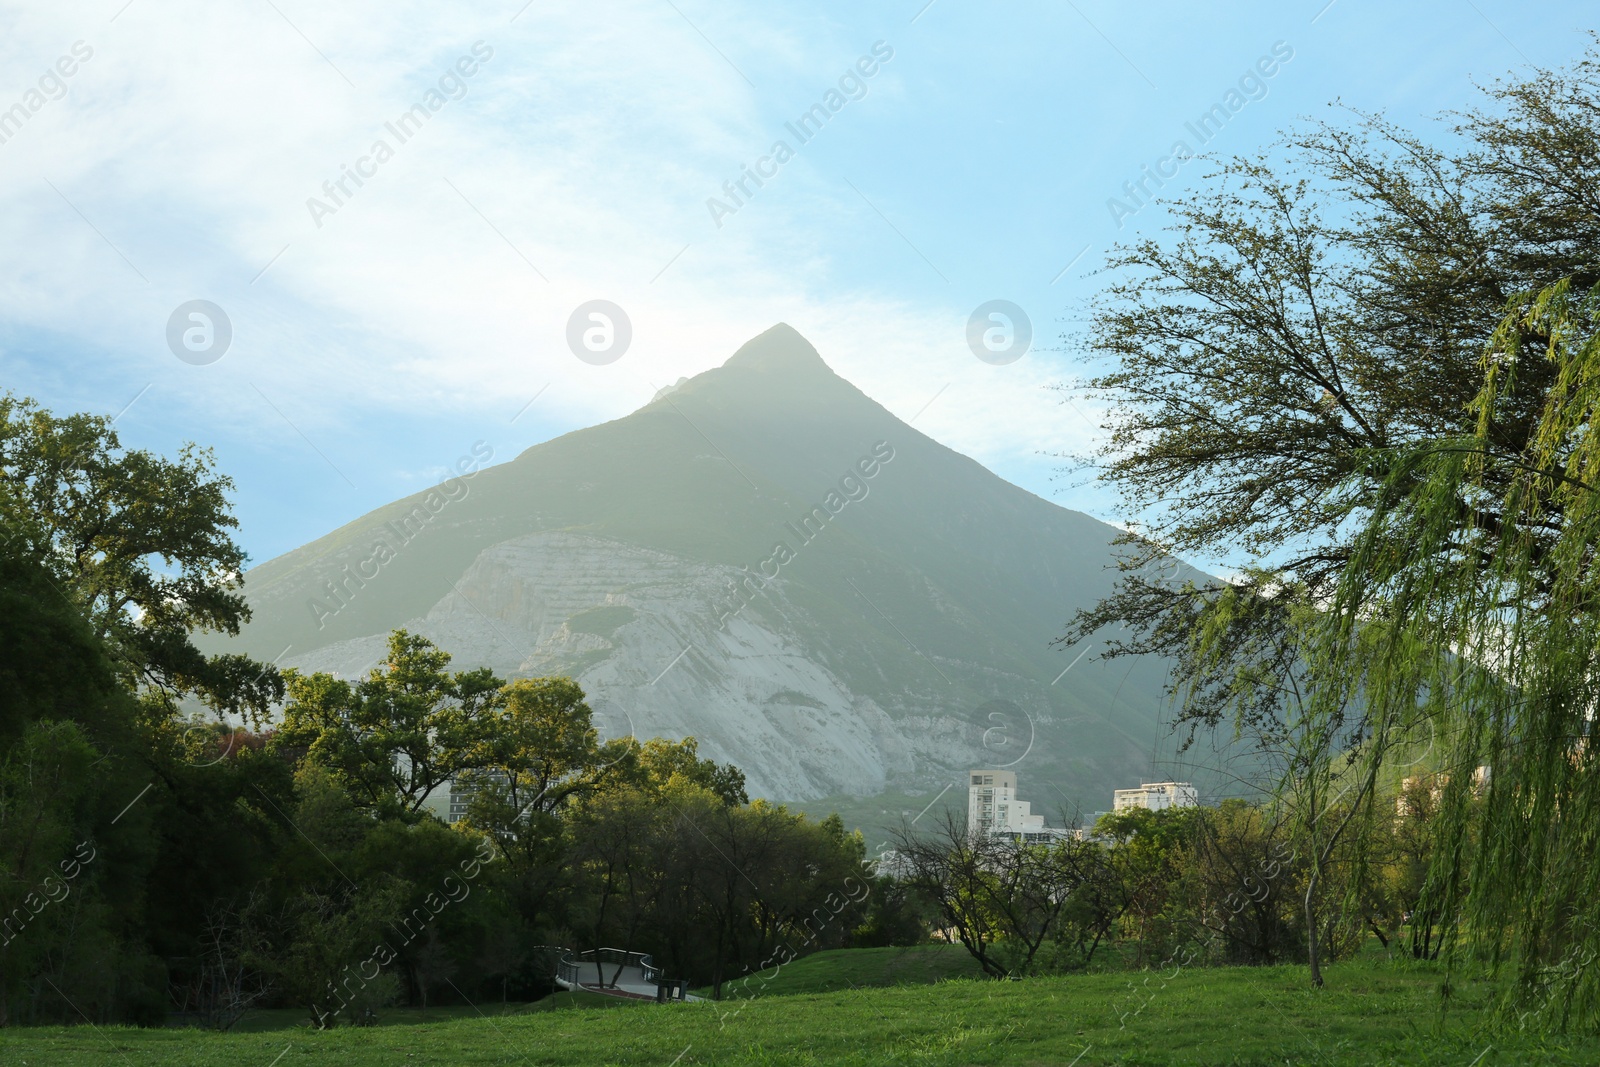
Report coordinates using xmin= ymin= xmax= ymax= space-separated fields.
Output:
xmin=568 ymin=779 xmax=868 ymax=998
xmin=893 ymin=813 xmax=1106 ymax=978
xmin=176 ymin=888 xmax=275 ymax=1031
xmin=1093 ymin=807 xmax=1195 ymax=967
xmin=0 ymin=395 xmax=281 ymax=721
xmin=1187 ymin=800 xmax=1301 ymax=966
xmin=0 ymin=538 xmax=169 ymax=1029
xmin=0 ymin=537 xmax=131 ymax=747
xmin=409 ymin=929 xmax=456 ymax=1017
xmin=1066 ymin=41 xmax=1600 ymax=1001
xmin=459 ymin=677 xmax=649 ymax=951
xmin=1066 ymin=44 xmax=1600 ymax=726
xmin=0 ymin=720 xmax=103 ymax=1027
xmin=472 ymin=678 xmax=623 ymax=818
xmin=567 ymin=782 xmax=671 ymax=986
xmin=1374 ymin=773 xmax=1444 ymax=959
xmin=851 ymin=873 xmax=933 ymax=949
xmin=1307 ymin=275 xmax=1600 ymax=1025
xmin=627 ymin=736 xmax=748 ymax=806
xmin=459 ymin=677 xmax=628 ymax=885
xmin=276 ymin=631 xmax=503 ymax=816
xmin=269 ymin=765 xmax=408 ymax=1028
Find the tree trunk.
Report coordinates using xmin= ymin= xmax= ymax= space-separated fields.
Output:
xmin=1304 ymin=868 xmax=1323 ymax=988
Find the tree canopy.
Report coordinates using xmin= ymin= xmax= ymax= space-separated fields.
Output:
xmin=0 ymin=394 xmax=281 ymax=720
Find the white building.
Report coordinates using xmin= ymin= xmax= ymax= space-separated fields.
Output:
xmin=1112 ymin=781 xmax=1198 ymax=812
xmin=443 ymin=771 xmax=509 ymax=824
xmin=968 ymin=769 xmax=1075 ymax=843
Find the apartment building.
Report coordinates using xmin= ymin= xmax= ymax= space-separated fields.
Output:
xmin=967 ymin=769 xmax=1074 ymax=843
xmin=1111 ymin=781 xmax=1198 ymax=812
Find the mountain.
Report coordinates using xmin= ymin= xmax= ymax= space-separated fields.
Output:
xmin=219 ymin=325 xmax=1206 ymax=813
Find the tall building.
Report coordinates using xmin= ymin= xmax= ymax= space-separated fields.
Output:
xmin=967 ymin=769 xmax=1073 ymax=842
xmin=445 ymin=771 xmax=509 ymax=824
xmin=968 ymin=769 xmax=1018 ymax=835
xmin=1112 ymin=781 xmax=1198 ymax=812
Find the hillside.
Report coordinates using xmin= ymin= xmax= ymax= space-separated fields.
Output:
xmin=216 ymin=324 xmax=1207 ymax=807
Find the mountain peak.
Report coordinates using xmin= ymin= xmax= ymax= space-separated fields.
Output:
xmin=634 ymin=325 xmax=848 ymax=420
xmin=721 ymin=323 xmax=836 ymax=376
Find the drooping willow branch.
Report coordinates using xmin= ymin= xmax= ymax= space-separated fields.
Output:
xmin=1310 ymin=277 xmax=1600 ymax=1028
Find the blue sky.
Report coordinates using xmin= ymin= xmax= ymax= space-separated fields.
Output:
xmin=1 ymin=0 xmax=1592 ymax=570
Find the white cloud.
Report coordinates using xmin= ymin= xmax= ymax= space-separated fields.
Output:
xmin=0 ymin=0 xmax=1106 ymax=516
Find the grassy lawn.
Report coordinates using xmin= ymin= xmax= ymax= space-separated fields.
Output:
xmin=5 ymin=954 xmax=1598 ymax=1065
xmin=224 ymin=988 xmax=629 ymax=1033
xmin=698 ymin=944 xmax=985 ymax=998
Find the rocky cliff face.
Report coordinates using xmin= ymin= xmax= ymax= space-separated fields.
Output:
xmin=221 ymin=325 xmax=1198 ymax=808
xmin=289 ymin=531 xmax=929 ymax=800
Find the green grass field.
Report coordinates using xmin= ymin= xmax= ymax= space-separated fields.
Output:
xmin=6 ymin=950 xmax=1598 ymax=1066
xmin=221 ymin=987 xmax=632 ymax=1033
xmin=697 ymin=944 xmax=985 ymax=998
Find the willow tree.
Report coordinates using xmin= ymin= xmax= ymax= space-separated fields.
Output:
xmin=1315 ymin=280 xmax=1600 ymax=1027
xmin=1066 ymin=43 xmax=1600 ymax=1008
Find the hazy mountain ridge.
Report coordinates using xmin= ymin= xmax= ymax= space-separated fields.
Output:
xmin=221 ymin=325 xmax=1198 ymax=805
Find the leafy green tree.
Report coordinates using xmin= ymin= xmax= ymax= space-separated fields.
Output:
xmin=851 ymin=873 xmax=933 ymax=948
xmin=349 ymin=815 xmax=491 ymax=1011
xmin=1187 ymin=800 xmax=1302 ymax=966
xmin=276 ymin=631 xmax=503 ymax=816
xmin=627 ymin=735 xmax=748 ymax=806
xmin=460 ymin=677 xmax=629 ymax=863
xmin=476 ymin=678 xmax=620 ymax=815
xmin=1377 ymin=774 xmax=1443 ymax=959
xmin=0 ymin=538 xmax=129 ymax=747
xmin=268 ymin=765 xmax=408 ymax=1028
xmin=1096 ymin=807 xmax=1200 ymax=967
xmin=0 ymin=538 xmax=169 ymax=1027
xmin=568 ymin=778 xmax=869 ymax=997
xmin=455 ymin=676 xmax=637 ymax=950
xmin=1306 ymin=274 xmax=1600 ymax=1024
xmin=1065 ymin=43 xmax=1600 ymax=732
xmin=894 ymin=812 xmax=1104 ymax=978
xmin=0 ymin=720 xmax=102 ymax=1026
xmin=0 ymin=395 xmax=281 ymax=721
xmin=695 ymin=800 xmax=865 ymax=993
xmin=566 ymin=781 xmax=672 ymax=985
